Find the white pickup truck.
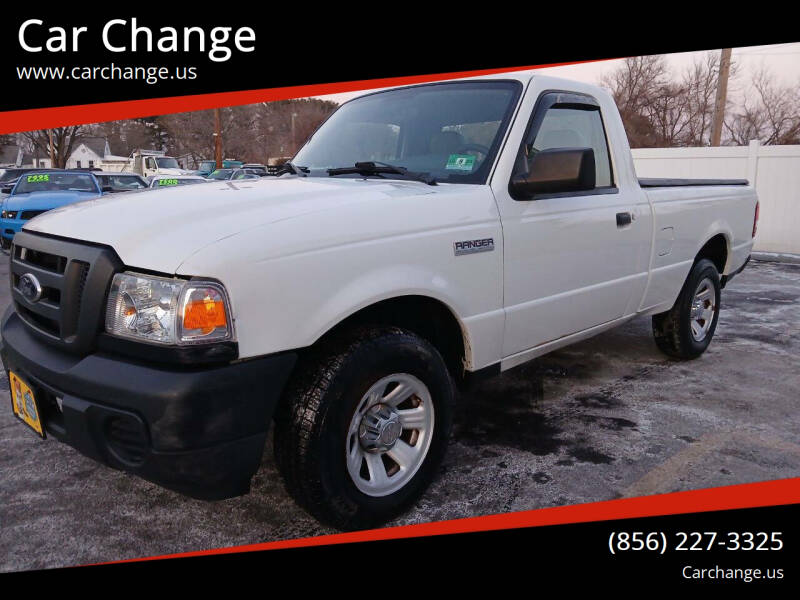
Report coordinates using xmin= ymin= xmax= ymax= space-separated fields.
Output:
xmin=2 ymin=72 xmax=758 ymax=530
xmin=124 ymin=149 xmax=191 ymax=178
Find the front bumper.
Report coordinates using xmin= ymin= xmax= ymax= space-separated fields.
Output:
xmin=1 ymin=308 xmax=297 ymax=500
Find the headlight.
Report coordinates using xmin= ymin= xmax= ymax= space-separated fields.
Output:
xmin=105 ymin=271 xmax=234 ymax=345
xmin=2 ymin=210 xmax=17 ymax=219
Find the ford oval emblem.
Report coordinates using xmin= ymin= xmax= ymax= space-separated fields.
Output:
xmin=19 ymin=273 xmax=43 ymax=303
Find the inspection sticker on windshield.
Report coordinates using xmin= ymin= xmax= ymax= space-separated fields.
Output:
xmin=446 ymin=154 xmax=476 ymax=171
xmin=26 ymin=174 xmax=49 ymax=183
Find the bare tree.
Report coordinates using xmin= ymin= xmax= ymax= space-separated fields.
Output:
xmin=647 ymin=81 xmax=689 ymax=146
xmin=88 ymin=119 xmax=159 ymax=157
xmin=21 ymin=127 xmax=84 ymax=168
xmin=601 ymin=55 xmax=671 ymax=147
xmin=252 ymin=98 xmax=337 ymax=161
xmin=726 ymin=68 xmax=800 ymax=145
xmin=156 ymin=98 xmax=336 ymax=166
xmin=680 ymin=53 xmax=731 ymax=146
xmin=601 ymin=52 xmax=752 ymax=147
xmin=18 ymin=97 xmax=338 ymax=169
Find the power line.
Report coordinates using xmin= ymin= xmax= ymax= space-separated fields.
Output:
xmin=735 ymin=43 xmax=799 ymax=53
xmin=735 ymin=52 xmax=800 ymax=57
xmin=711 ymin=49 xmax=732 ymax=147
xmin=735 ymin=45 xmax=800 ymax=55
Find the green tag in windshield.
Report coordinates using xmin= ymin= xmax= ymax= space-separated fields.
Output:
xmin=26 ymin=174 xmax=49 ymax=183
xmin=446 ymin=154 xmax=476 ymax=171
xmin=158 ymin=178 xmax=179 ymax=186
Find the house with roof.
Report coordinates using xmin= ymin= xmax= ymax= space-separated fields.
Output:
xmin=14 ymin=137 xmax=128 ymax=170
xmin=3 ymin=137 xmax=130 ymax=170
xmin=1 ymin=140 xmax=50 ymax=168
xmin=0 ymin=144 xmax=24 ymax=167
xmin=66 ymin=137 xmax=117 ymax=169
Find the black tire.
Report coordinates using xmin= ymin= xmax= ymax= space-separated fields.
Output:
xmin=652 ymin=258 xmax=721 ymax=359
xmin=273 ymin=326 xmax=455 ymax=530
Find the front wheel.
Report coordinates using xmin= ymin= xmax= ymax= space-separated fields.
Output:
xmin=652 ymin=258 xmax=721 ymax=359
xmin=273 ymin=326 xmax=455 ymax=530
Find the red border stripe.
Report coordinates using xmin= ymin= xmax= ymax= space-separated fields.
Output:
xmin=0 ymin=60 xmax=610 ymax=134
xmin=93 ymin=477 xmax=800 ymax=566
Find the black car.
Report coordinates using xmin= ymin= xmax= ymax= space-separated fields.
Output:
xmin=242 ymin=164 xmax=268 ymax=176
xmin=94 ymin=172 xmax=150 ymax=192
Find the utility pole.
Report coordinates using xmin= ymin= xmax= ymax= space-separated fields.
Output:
xmin=47 ymin=129 xmax=55 ymax=167
xmin=291 ymin=112 xmax=298 ymax=154
xmin=710 ymin=48 xmax=732 ymax=147
xmin=214 ymin=108 xmax=223 ymax=168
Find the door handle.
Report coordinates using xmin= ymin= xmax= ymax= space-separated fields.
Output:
xmin=616 ymin=212 xmax=632 ymax=227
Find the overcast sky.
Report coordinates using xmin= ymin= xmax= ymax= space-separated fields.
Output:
xmin=318 ymin=43 xmax=800 ymax=106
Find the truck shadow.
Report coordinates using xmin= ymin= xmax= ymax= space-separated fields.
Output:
xmin=451 ymin=320 xmax=657 ymax=463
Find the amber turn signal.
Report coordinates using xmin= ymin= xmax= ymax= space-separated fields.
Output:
xmin=183 ymin=297 xmax=228 ymax=334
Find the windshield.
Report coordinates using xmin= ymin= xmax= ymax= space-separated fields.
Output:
xmin=208 ymin=169 xmax=233 ymax=180
xmin=156 ymin=157 xmax=180 ymax=169
xmin=98 ymin=174 xmax=147 ymax=190
xmin=1 ymin=169 xmax=24 ymax=183
xmin=13 ymin=172 xmax=98 ymax=194
xmin=293 ymin=81 xmax=521 ymax=184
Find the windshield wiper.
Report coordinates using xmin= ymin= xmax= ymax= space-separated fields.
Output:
xmin=327 ymin=162 xmax=437 ymax=186
xmin=275 ymin=161 xmax=308 ymax=176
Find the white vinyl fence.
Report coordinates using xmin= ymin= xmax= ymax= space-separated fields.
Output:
xmin=632 ymin=141 xmax=800 ymax=254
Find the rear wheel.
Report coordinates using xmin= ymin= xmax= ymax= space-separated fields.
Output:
xmin=273 ymin=326 xmax=455 ymax=530
xmin=652 ymin=258 xmax=721 ymax=359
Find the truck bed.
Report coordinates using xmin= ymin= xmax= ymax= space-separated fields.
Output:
xmin=638 ymin=178 xmax=749 ymax=188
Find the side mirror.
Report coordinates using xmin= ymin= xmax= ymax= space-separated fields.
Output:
xmin=510 ymin=147 xmax=596 ymax=199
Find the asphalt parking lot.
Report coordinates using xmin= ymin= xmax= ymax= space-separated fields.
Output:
xmin=1 ymin=256 xmax=799 ymax=571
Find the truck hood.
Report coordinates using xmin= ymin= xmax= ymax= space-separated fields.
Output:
xmin=6 ymin=190 xmax=101 ymax=211
xmin=23 ymin=176 xmax=440 ymax=273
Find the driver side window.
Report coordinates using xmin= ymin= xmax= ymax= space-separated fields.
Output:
xmin=528 ymin=104 xmax=613 ymax=188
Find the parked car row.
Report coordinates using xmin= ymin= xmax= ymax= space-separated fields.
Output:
xmin=0 ymin=168 xmax=220 ymax=251
xmin=206 ymin=168 xmax=262 ymax=181
xmin=0 ymin=158 xmax=274 ymax=251
xmin=1 ymin=170 xmax=105 ymax=249
xmin=193 ymin=158 xmax=244 ymax=177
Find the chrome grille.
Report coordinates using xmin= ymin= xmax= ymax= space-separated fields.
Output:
xmin=10 ymin=231 xmax=122 ymax=354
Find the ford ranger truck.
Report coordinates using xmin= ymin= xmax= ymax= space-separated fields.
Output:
xmin=1 ymin=73 xmax=758 ymax=530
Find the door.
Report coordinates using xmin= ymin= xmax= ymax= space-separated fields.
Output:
xmin=145 ymin=156 xmax=157 ymax=177
xmin=494 ymin=90 xmax=651 ymax=358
